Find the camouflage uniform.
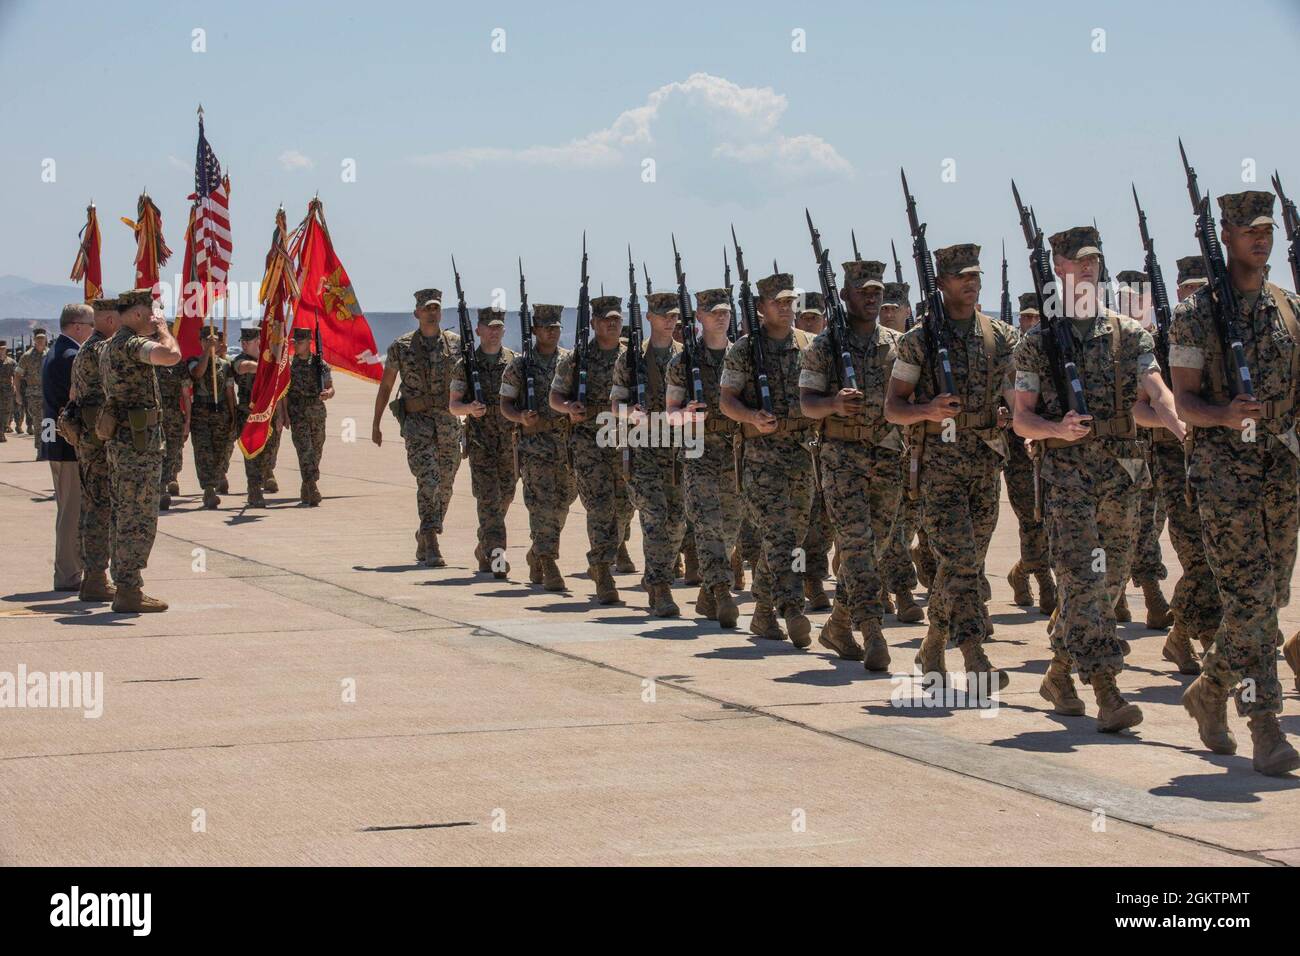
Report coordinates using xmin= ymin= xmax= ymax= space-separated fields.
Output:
xmin=386 ymin=326 xmax=463 ymax=537
xmin=0 ymin=351 xmax=15 ymax=438
xmin=721 ymin=289 xmax=816 ymax=617
xmin=1151 ymin=420 xmax=1219 ymax=644
xmin=1170 ymin=279 xmax=1300 ymax=717
xmin=187 ymin=351 xmax=234 ymax=491
xmin=18 ymin=345 xmax=46 ymax=434
xmin=1015 ymin=310 xmax=1156 ymax=681
xmin=155 ymin=363 xmax=189 ymax=493
xmin=667 ymin=307 xmax=742 ymax=595
xmin=801 ymin=320 xmax=905 ymax=626
xmin=883 ymin=494 xmax=923 ymax=592
xmin=612 ymin=336 xmax=686 ymax=588
xmin=552 ymin=334 xmax=633 ymax=567
xmin=893 ymin=258 xmax=1015 ymax=653
xmin=233 ymin=342 xmax=281 ymax=490
xmin=286 ymin=354 xmax=331 ymax=482
xmin=71 ymin=330 xmax=113 ymax=574
xmin=500 ymin=320 xmax=575 ymax=562
xmin=100 ymin=325 xmax=164 ymax=590
xmin=1003 ymin=424 xmax=1050 ymax=575
xmin=451 ymin=335 xmax=518 ymax=562
xmin=1130 ymin=461 xmax=1168 ymax=590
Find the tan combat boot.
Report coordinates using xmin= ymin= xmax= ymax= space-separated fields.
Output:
xmin=526 ymin=548 xmax=543 ymax=585
xmin=894 ymin=590 xmax=924 ymax=624
xmin=713 ymin=585 xmax=738 ymax=628
xmin=1114 ymin=592 xmax=1131 ymax=622
xmin=915 ymin=620 xmax=947 ymax=677
xmin=817 ymin=601 xmax=862 ymax=661
xmin=203 ymin=486 xmax=220 ymax=509
xmin=541 ymin=557 xmax=565 ymax=592
xmin=247 ymin=482 xmax=266 ymax=508
xmin=1141 ymin=581 xmax=1173 ymax=629
xmin=310 ymin=481 xmax=323 ymax=505
xmin=474 ymin=545 xmax=491 ymax=573
xmin=167 ymin=479 xmax=180 ymax=495
xmin=783 ymin=607 xmax=812 ymax=648
xmin=589 ymin=564 xmax=621 ymax=605
xmin=982 ymin=605 xmax=995 ymax=637
xmin=1247 ymin=713 xmax=1300 ymax=776
xmin=1282 ymin=631 xmax=1300 ymax=694
xmin=263 ymin=476 xmax=278 ymax=494
xmin=750 ymin=603 xmax=784 ymax=640
xmin=424 ymin=533 xmax=446 ymax=569
xmin=1039 ymin=652 xmax=1085 ymax=716
xmin=492 ymin=552 xmax=510 ymax=580
xmin=911 ymin=543 xmax=932 ymax=590
xmin=682 ymin=540 xmax=701 ymax=585
xmin=695 ymin=585 xmax=717 ymax=620
xmin=159 ymin=493 xmax=171 ymax=511
xmin=731 ymin=548 xmax=745 ymax=590
xmin=1090 ymin=672 xmax=1143 ymax=733
xmin=78 ymin=570 xmax=116 ymax=603
xmin=959 ymin=640 xmax=1009 ymax=690
xmin=415 ymin=531 xmax=427 ymax=564
xmin=1181 ymin=673 xmax=1237 ymax=754
xmin=803 ymin=577 xmax=831 ymax=612
xmin=1162 ymin=623 xmax=1201 ymax=675
xmin=615 ymin=543 xmax=637 ymax=574
xmin=861 ymin=620 xmax=890 ymax=672
xmin=1036 ymin=570 xmax=1057 ymax=614
xmin=111 ymin=587 xmax=168 ymax=613
xmin=299 ymin=481 xmax=311 ymax=505
xmin=217 ymin=477 xmax=229 ymax=494
xmin=880 ymin=586 xmax=895 ymax=615
xmin=1007 ymin=561 xmax=1033 ymax=606
xmin=649 ymin=584 xmax=680 ymax=618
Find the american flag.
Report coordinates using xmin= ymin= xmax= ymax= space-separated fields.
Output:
xmin=193 ymin=112 xmax=231 ymax=286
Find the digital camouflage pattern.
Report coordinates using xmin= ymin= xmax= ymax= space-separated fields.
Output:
xmin=387 ymin=328 xmax=463 ymax=535
xmin=841 ymin=260 xmax=886 ymax=289
xmin=1015 ymin=309 xmax=1157 ymax=679
xmin=1217 ymin=190 xmax=1275 ymax=227
xmin=721 ymin=327 xmax=814 ymax=613
xmin=552 ymin=343 xmax=633 ymax=566
xmin=188 ymin=354 xmax=235 ymax=491
xmin=18 ymin=345 xmax=46 ymax=434
xmin=1130 ymin=479 xmax=1167 ymax=587
xmin=895 ymin=312 xmax=1016 ymax=646
xmin=1169 ymin=282 xmax=1300 ymax=715
xmin=286 ymin=355 xmax=331 ymax=483
xmin=1002 ymin=429 xmax=1049 ymax=573
xmin=613 ymin=339 xmax=686 ymax=587
xmin=234 ymin=346 xmax=280 ymax=488
xmin=501 ymin=346 xmax=575 ymax=560
xmin=932 ymin=244 xmax=982 ymax=276
xmin=667 ymin=342 xmax=740 ymax=591
xmin=0 ymin=352 xmax=15 ymax=435
xmin=452 ymin=345 xmax=518 ymax=559
xmin=1047 ymin=227 xmax=1102 ymax=260
xmin=801 ymin=322 xmax=904 ymax=624
xmin=100 ymin=327 xmax=163 ymax=589
xmin=155 ymin=363 xmax=190 ymax=492
xmin=1150 ymin=438 xmax=1220 ymax=642
xmin=71 ymin=330 xmax=113 ymax=573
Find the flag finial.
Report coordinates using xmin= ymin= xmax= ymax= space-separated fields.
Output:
xmin=197 ymin=103 xmax=204 ymax=117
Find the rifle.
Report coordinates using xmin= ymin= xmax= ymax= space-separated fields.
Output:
xmin=1011 ymin=180 xmax=1088 ymax=416
xmin=671 ymin=235 xmax=704 ymax=403
xmin=1273 ymin=170 xmax=1300 ymax=293
xmin=891 ymin=240 xmax=904 ymax=283
xmin=643 ymin=264 xmax=653 ymax=296
xmin=572 ymin=232 xmax=590 ymax=405
xmin=518 ymin=258 xmax=536 ymax=413
xmin=1132 ymin=186 xmax=1174 ymax=387
xmin=623 ymin=247 xmax=648 ymax=477
xmin=730 ymin=226 xmax=773 ymax=415
xmin=805 ymin=208 xmax=857 ymax=390
xmin=1094 ymin=218 xmax=1112 ymax=310
xmin=313 ymin=319 xmax=325 ymax=395
xmin=723 ymin=247 xmax=739 ymax=342
xmin=1179 ymin=139 xmax=1252 ymax=397
xmin=900 ymin=168 xmax=956 ymax=397
xmin=852 ymin=230 xmax=862 ymax=261
xmin=1000 ymin=239 xmax=1014 ymax=326
xmin=451 ymin=255 xmax=484 ymax=407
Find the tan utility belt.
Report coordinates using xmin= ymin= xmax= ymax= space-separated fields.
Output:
xmin=741 ymin=417 xmax=814 ymax=439
xmin=1042 ymin=413 xmax=1136 ymax=449
xmin=78 ymin=403 xmax=103 ymax=428
xmin=922 ymin=410 xmax=998 ymax=435
xmin=704 ymin=417 xmax=737 ymax=435
xmin=521 ymin=416 xmax=568 ymax=436
xmin=1151 ymin=425 xmax=1181 ymax=444
xmin=113 ymin=408 xmax=160 ymax=428
xmin=822 ymin=418 xmax=890 ymax=443
xmin=403 ymin=394 xmax=437 ymax=414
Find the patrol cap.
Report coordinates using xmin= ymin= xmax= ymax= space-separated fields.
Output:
xmin=477 ymin=306 xmax=506 ymax=326
xmin=199 ymin=325 xmax=219 ymax=340
xmin=933 ymin=244 xmax=982 ymax=276
xmin=1218 ymin=190 xmax=1275 ymax=228
xmin=1018 ymin=292 xmax=1040 ymax=315
xmin=116 ymin=289 xmax=154 ymax=311
xmin=239 ymin=325 xmax=260 ymax=340
xmin=881 ymin=281 xmax=910 ymax=307
xmin=531 ymin=304 xmax=563 ymax=326
xmin=1115 ymin=269 xmax=1147 ymax=291
xmin=841 ymin=259 xmax=886 ymax=290
xmin=756 ymin=272 xmax=798 ymax=300
xmin=414 ymin=288 xmax=442 ymax=308
xmin=590 ymin=295 xmax=623 ymax=319
xmin=695 ymin=288 xmax=732 ymax=312
xmin=32 ymin=326 xmax=49 ymax=337
xmin=798 ymin=290 xmax=825 ymax=314
xmin=1048 ymin=226 xmax=1101 ymax=260
xmin=90 ymin=297 xmax=119 ymax=312
xmin=1176 ymin=256 xmax=1208 ymax=287
xmin=292 ymin=327 xmax=312 ymax=341
xmin=646 ymin=291 xmax=680 ymax=316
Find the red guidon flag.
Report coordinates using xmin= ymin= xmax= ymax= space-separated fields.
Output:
xmin=291 ymin=198 xmax=382 ymax=382
xmin=120 ymin=192 xmax=170 ymax=297
xmin=174 ymin=205 xmax=205 ymax=361
xmin=238 ymin=207 xmax=300 ymax=460
xmin=69 ymin=203 xmax=102 ymax=303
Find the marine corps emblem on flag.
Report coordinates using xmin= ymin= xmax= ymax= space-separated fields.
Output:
xmin=322 ymin=267 xmax=358 ymax=323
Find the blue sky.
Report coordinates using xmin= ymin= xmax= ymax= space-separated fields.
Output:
xmin=2 ymin=0 xmax=1298 ymax=311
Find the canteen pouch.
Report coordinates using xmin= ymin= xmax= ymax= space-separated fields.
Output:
xmin=389 ymin=385 xmax=407 ymax=428
xmin=94 ymin=403 xmax=117 ymax=443
xmin=57 ymin=404 xmax=82 ymax=449
xmin=127 ymin=407 xmax=151 ymax=453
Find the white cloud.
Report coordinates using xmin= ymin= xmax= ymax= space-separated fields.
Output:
xmin=409 ymin=73 xmax=850 ymax=197
xmin=166 ymin=155 xmax=189 ymax=172
xmin=278 ymin=150 xmax=314 ymax=172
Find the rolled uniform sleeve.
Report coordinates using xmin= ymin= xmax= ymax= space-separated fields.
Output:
xmin=891 ymin=331 xmax=923 ymax=386
xmin=664 ymin=353 xmax=687 ymax=404
xmin=499 ymin=359 xmax=521 ymax=400
xmin=720 ymin=339 xmax=751 ymax=392
xmin=1134 ymin=327 xmax=1158 ymax=378
xmin=798 ymin=336 xmax=830 ymax=392
xmin=1168 ymin=300 xmax=1206 ymax=370
xmin=449 ymin=357 xmax=467 ymax=398
xmin=1012 ymin=331 xmax=1046 ymax=393
xmin=550 ymin=351 xmax=574 ymax=397
xmin=609 ymin=351 xmax=631 ymax=403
